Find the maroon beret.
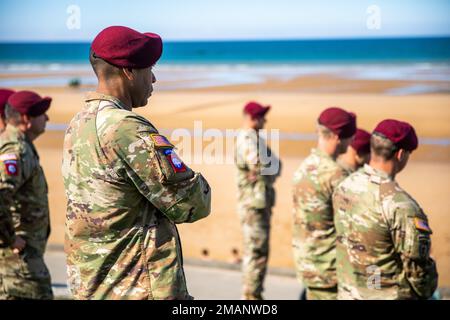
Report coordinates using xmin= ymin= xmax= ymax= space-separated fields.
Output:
xmin=318 ymin=107 xmax=357 ymax=139
xmin=7 ymin=91 xmax=52 ymax=117
xmin=243 ymin=101 xmax=271 ymax=119
xmin=0 ymin=88 xmax=15 ymax=118
xmin=92 ymin=26 xmax=163 ymax=69
xmin=351 ymin=128 xmax=371 ymax=154
xmin=373 ymin=119 xmax=418 ymax=152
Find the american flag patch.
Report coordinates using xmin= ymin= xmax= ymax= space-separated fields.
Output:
xmin=150 ymin=134 xmax=173 ymax=148
xmin=414 ymin=217 xmax=432 ymax=233
xmin=0 ymin=153 xmax=18 ymax=161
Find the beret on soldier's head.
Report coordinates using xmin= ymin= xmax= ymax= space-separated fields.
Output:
xmin=351 ymin=128 xmax=371 ymax=155
xmin=91 ymin=26 xmax=163 ymax=69
xmin=243 ymin=101 xmax=271 ymax=119
xmin=373 ymin=119 xmax=418 ymax=152
xmin=318 ymin=107 xmax=357 ymax=139
xmin=7 ymin=90 xmax=52 ymax=117
xmin=0 ymin=88 xmax=15 ymax=118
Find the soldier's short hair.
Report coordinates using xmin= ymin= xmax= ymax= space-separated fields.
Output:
xmin=317 ymin=123 xmax=334 ymax=139
xmin=89 ymin=48 xmax=122 ymax=78
xmin=4 ymin=104 xmax=22 ymax=125
xmin=370 ymin=132 xmax=398 ymax=160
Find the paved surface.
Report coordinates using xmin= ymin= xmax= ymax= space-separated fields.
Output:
xmin=45 ymin=250 xmax=303 ymax=300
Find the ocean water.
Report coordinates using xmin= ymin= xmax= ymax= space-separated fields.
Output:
xmin=1 ymin=37 xmax=450 ymax=92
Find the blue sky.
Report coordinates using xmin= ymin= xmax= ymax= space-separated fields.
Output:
xmin=0 ymin=0 xmax=449 ymax=41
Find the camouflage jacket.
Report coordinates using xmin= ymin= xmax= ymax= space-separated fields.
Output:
xmin=0 ymin=125 xmax=50 ymax=255
xmin=333 ymin=164 xmax=438 ymax=300
xmin=62 ymin=92 xmax=211 ymax=300
xmin=235 ymin=128 xmax=281 ymax=210
xmin=292 ymin=148 xmax=347 ymax=288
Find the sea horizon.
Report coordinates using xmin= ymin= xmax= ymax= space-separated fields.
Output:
xmin=1 ymin=37 xmax=449 ymax=94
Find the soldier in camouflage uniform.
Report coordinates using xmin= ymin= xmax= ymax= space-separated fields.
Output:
xmin=235 ymin=101 xmax=281 ymax=300
xmin=0 ymin=89 xmax=15 ymax=133
xmin=337 ymin=128 xmax=371 ymax=175
xmin=0 ymin=90 xmax=53 ymax=300
xmin=333 ymin=119 xmax=438 ymax=300
xmin=292 ymin=107 xmax=356 ymax=300
xmin=62 ymin=26 xmax=211 ymax=300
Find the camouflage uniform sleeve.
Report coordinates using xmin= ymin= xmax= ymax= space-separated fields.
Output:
xmin=0 ymin=149 xmax=24 ymax=246
xmin=387 ymin=198 xmax=438 ymax=299
xmin=108 ymin=115 xmax=211 ymax=224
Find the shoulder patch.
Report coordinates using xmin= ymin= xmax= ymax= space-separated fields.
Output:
xmin=164 ymin=149 xmax=187 ymax=173
xmin=4 ymin=160 xmax=18 ymax=176
xmin=150 ymin=134 xmax=174 ymax=148
xmin=0 ymin=153 xmax=18 ymax=161
xmin=414 ymin=217 xmax=432 ymax=233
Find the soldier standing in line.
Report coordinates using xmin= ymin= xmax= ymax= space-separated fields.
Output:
xmin=292 ymin=107 xmax=356 ymax=300
xmin=235 ymin=101 xmax=281 ymax=300
xmin=0 ymin=90 xmax=53 ymax=300
xmin=333 ymin=119 xmax=438 ymax=299
xmin=62 ymin=26 xmax=211 ymax=300
xmin=338 ymin=128 xmax=371 ymax=174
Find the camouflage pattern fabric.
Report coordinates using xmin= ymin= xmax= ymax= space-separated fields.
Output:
xmin=235 ymin=128 xmax=281 ymax=298
xmin=0 ymin=125 xmax=53 ymax=300
xmin=333 ymin=164 xmax=438 ymax=300
xmin=62 ymin=92 xmax=211 ymax=300
xmin=292 ymin=148 xmax=347 ymax=299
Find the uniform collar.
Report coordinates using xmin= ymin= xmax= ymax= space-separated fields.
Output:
xmin=4 ymin=124 xmax=25 ymax=140
xmin=312 ymin=148 xmax=333 ymax=161
xmin=363 ymin=164 xmax=392 ymax=181
xmin=337 ymin=158 xmax=355 ymax=174
xmin=85 ymin=91 xmax=129 ymax=110
xmin=3 ymin=125 xmax=38 ymax=156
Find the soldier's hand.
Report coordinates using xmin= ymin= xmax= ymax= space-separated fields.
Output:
xmin=12 ymin=236 xmax=26 ymax=254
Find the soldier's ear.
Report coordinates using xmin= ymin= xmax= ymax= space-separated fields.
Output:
xmin=22 ymin=114 xmax=31 ymax=127
xmin=396 ymin=148 xmax=408 ymax=162
xmin=122 ymin=67 xmax=134 ymax=81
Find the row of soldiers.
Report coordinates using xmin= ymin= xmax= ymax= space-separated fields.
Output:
xmin=0 ymin=25 xmax=438 ymax=300
xmin=237 ymin=102 xmax=438 ymax=300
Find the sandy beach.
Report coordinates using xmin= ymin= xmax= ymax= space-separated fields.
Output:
xmin=3 ymin=73 xmax=450 ymax=287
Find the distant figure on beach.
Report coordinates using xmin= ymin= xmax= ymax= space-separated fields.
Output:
xmin=0 ymin=89 xmax=15 ymax=132
xmin=292 ymin=107 xmax=356 ymax=300
xmin=0 ymin=90 xmax=53 ymax=300
xmin=337 ymin=128 xmax=371 ymax=174
xmin=235 ymin=101 xmax=281 ymax=300
xmin=61 ymin=26 xmax=211 ymax=300
xmin=333 ymin=119 xmax=438 ymax=299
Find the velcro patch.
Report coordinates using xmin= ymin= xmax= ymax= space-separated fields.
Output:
xmin=4 ymin=160 xmax=18 ymax=176
xmin=150 ymin=134 xmax=173 ymax=148
xmin=164 ymin=149 xmax=187 ymax=173
xmin=414 ymin=217 xmax=432 ymax=233
xmin=0 ymin=153 xmax=18 ymax=161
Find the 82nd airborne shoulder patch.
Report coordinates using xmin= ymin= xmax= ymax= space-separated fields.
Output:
xmin=164 ymin=149 xmax=187 ymax=173
xmin=3 ymin=159 xmax=18 ymax=176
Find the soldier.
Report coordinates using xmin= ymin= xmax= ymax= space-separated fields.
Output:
xmin=61 ymin=26 xmax=211 ymax=300
xmin=0 ymin=90 xmax=53 ymax=300
xmin=333 ymin=119 xmax=438 ymax=300
xmin=338 ymin=128 xmax=371 ymax=174
xmin=0 ymin=89 xmax=15 ymax=132
xmin=235 ymin=101 xmax=281 ymax=300
xmin=292 ymin=107 xmax=356 ymax=300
